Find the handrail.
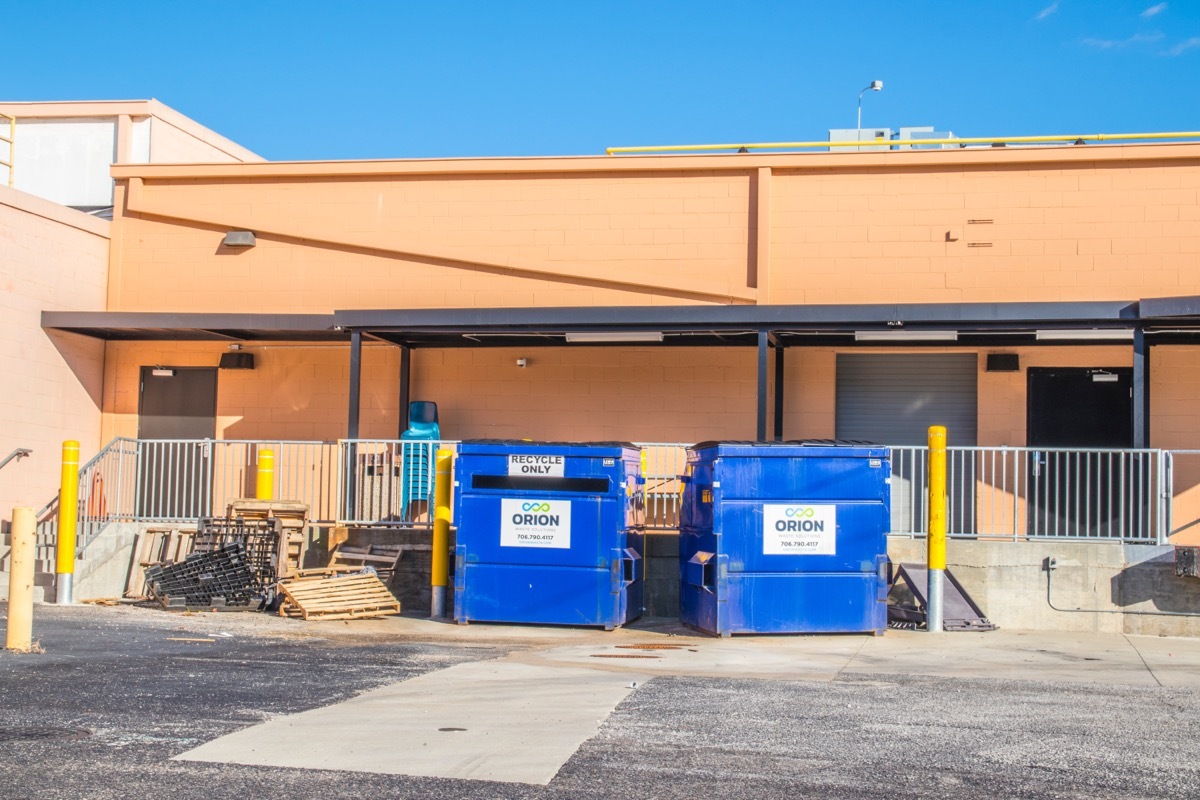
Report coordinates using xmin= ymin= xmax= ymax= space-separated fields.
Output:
xmin=605 ymin=131 xmax=1200 ymax=156
xmin=0 ymin=448 xmax=32 ymax=472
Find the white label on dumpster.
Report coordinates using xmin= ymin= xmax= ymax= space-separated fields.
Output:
xmin=501 ymin=498 xmax=572 ymax=548
xmin=762 ymin=504 xmax=837 ymax=555
xmin=507 ymin=454 xmax=565 ymax=477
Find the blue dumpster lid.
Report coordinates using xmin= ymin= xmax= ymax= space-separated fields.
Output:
xmin=692 ymin=439 xmax=879 ymax=448
xmin=689 ymin=440 xmax=888 ymax=457
xmin=458 ymin=440 xmax=640 ymax=455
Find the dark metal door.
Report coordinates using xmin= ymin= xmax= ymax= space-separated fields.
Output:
xmin=138 ymin=367 xmax=217 ymax=518
xmin=1026 ymin=367 xmax=1147 ymax=538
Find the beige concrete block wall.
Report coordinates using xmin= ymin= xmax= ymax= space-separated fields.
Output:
xmin=771 ymin=159 xmax=1200 ymax=304
xmin=101 ymin=340 xmax=1159 ymax=451
xmin=101 ymin=344 xmax=768 ymax=444
xmin=109 ymin=170 xmax=752 ymax=311
xmin=1152 ymin=346 xmax=1200 ymax=544
xmin=107 ymin=144 xmax=1200 ymax=313
xmin=0 ymin=186 xmax=108 ymax=527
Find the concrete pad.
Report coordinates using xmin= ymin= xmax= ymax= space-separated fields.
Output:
xmin=843 ymin=629 xmax=1162 ymax=685
xmin=175 ymin=659 xmax=649 ymax=785
xmin=1123 ymin=633 xmax=1200 ymax=687
xmin=521 ymin=628 xmax=1200 ymax=687
xmin=524 ymin=638 xmax=867 ymax=681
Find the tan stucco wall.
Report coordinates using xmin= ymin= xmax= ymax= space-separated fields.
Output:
xmin=0 ymin=186 xmax=108 ymax=525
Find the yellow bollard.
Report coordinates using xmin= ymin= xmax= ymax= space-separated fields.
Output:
xmin=6 ymin=507 xmax=36 ymax=652
xmin=927 ymin=426 xmax=947 ymax=632
xmin=56 ymin=440 xmax=79 ymax=605
xmin=256 ymin=449 xmax=275 ymax=501
xmin=430 ymin=448 xmax=453 ymax=618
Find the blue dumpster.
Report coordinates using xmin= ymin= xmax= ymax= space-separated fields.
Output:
xmin=679 ymin=441 xmax=890 ymax=636
xmin=454 ymin=441 xmax=644 ymax=629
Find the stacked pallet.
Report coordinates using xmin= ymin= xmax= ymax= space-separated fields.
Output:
xmin=277 ymin=568 xmax=401 ymax=621
xmin=126 ymin=528 xmax=197 ymax=598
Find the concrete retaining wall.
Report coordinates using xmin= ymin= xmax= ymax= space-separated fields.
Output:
xmin=7 ymin=528 xmax=1200 ymax=635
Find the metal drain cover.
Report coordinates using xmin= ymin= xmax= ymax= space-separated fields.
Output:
xmin=590 ymin=653 xmax=661 ymax=659
xmin=0 ymin=727 xmax=91 ymax=743
xmin=615 ymin=644 xmax=685 ymax=650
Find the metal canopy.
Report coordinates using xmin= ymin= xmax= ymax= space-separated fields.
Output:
xmin=42 ymin=297 xmax=1200 ymax=448
xmin=40 ymin=312 xmax=343 ymax=342
xmin=335 ymin=300 xmax=1145 ymax=348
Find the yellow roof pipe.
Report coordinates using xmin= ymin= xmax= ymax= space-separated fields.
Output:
xmin=605 ymin=131 xmax=1200 ymax=156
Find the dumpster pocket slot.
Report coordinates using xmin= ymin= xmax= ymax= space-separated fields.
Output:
xmin=622 ymin=547 xmax=640 ymax=584
xmin=470 ymin=475 xmax=610 ymax=493
xmin=686 ymin=551 xmax=716 ymax=591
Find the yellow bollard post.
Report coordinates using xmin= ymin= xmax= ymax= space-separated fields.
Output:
xmin=927 ymin=425 xmax=947 ymax=633
xmin=56 ymin=440 xmax=79 ymax=605
xmin=256 ymin=449 xmax=275 ymax=501
xmin=430 ymin=448 xmax=453 ymax=618
xmin=6 ymin=507 xmax=36 ymax=652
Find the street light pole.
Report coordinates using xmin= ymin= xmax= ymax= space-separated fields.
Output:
xmin=857 ymin=80 xmax=884 ymax=130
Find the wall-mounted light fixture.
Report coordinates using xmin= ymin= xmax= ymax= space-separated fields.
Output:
xmin=1034 ymin=329 xmax=1134 ymax=341
xmin=221 ymin=230 xmax=256 ymax=248
xmin=854 ymin=330 xmax=958 ymax=342
xmin=150 ymin=367 xmax=176 ymax=377
xmin=565 ymin=331 xmax=665 ymax=343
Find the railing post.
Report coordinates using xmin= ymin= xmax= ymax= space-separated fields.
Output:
xmin=927 ymin=426 xmax=947 ymax=633
xmin=6 ymin=507 xmax=36 ymax=652
xmin=55 ymin=440 xmax=80 ymax=605
xmin=1159 ymin=450 xmax=1170 ymax=546
xmin=431 ymin=448 xmax=453 ymax=618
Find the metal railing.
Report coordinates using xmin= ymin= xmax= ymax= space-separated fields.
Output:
xmin=337 ymin=439 xmax=453 ymax=527
xmin=35 ymin=439 xmax=1195 ymax=560
xmin=890 ymin=446 xmax=1164 ymax=543
xmin=637 ymin=442 xmax=689 ymax=531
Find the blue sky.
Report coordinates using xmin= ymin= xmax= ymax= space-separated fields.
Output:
xmin=7 ymin=1 xmax=1199 ymax=160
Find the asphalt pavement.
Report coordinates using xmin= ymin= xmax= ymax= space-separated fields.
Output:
xmin=2 ymin=602 xmax=1199 ymax=799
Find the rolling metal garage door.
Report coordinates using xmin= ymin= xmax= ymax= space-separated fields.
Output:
xmin=835 ymin=354 xmax=978 ymax=534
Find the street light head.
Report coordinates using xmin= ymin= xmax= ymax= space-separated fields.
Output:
xmin=870 ymin=80 xmax=883 ymax=91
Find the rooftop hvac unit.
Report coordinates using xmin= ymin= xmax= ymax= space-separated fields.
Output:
xmin=896 ymin=126 xmax=958 ymax=150
xmin=828 ymin=128 xmax=894 ymax=153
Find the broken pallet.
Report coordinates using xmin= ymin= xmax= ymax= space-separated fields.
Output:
xmin=277 ymin=569 xmax=401 ymax=621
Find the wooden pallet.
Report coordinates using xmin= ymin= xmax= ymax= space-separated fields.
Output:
xmin=125 ymin=527 xmax=196 ymax=598
xmin=226 ymin=499 xmax=309 ymax=577
xmin=277 ymin=568 xmax=401 ymax=621
xmin=326 ymin=542 xmax=423 ymax=582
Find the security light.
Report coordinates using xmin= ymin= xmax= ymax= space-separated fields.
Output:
xmin=222 ymin=230 xmax=256 ymax=248
xmin=857 ymin=80 xmax=884 ymax=130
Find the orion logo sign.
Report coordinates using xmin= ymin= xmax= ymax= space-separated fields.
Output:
xmin=762 ymin=504 xmax=836 ymax=555
xmin=501 ymin=498 xmax=571 ymax=548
